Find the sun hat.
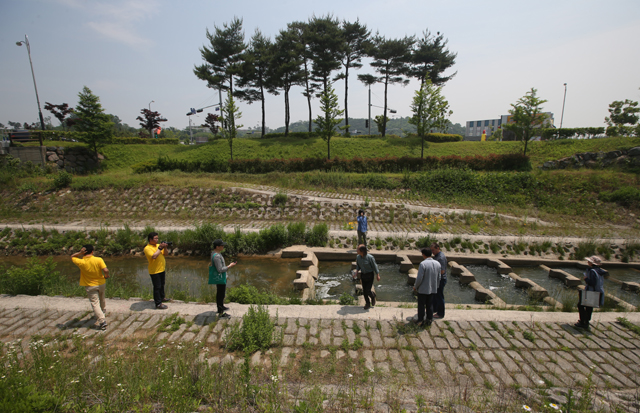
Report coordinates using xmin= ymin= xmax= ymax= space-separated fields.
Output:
xmin=586 ymin=255 xmax=602 ymax=265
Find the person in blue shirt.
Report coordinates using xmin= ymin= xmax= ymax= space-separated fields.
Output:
xmin=575 ymin=255 xmax=606 ymax=331
xmin=357 ymin=209 xmax=368 ymax=248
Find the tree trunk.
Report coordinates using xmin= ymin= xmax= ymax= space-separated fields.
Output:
xmin=421 ymin=135 xmax=424 ymax=159
xmin=304 ymin=60 xmax=312 ymax=133
xmin=382 ymin=72 xmax=389 ymax=137
xmin=344 ymin=64 xmax=350 ymax=136
xmin=260 ymin=84 xmax=265 ymax=137
xmin=284 ymin=86 xmax=290 ymax=137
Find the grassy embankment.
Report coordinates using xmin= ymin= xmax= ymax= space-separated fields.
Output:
xmin=10 ymin=136 xmax=640 ymax=234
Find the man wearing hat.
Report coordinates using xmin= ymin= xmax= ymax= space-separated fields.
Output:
xmin=357 ymin=209 xmax=368 ymax=248
xmin=210 ymin=239 xmax=236 ymax=318
xmin=576 ymin=255 xmax=606 ymax=330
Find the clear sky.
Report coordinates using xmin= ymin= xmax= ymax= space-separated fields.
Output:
xmin=1 ymin=0 xmax=639 ymax=132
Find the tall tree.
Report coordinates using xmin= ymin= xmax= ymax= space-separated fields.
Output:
xmin=74 ymin=86 xmax=113 ymax=157
xmin=307 ymin=15 xmax=344 ymax=98
xmin=503 ymin=88 xmax=548 ymax=156
xmin=369 ymin=35 xmax=415 ymax=136
xmin=236 ymin=29 xmax=274 ymax=138
xmin=289 ymin=21 xmax=319 ymax=133
xmin=605 ymin=99 xmax=639 ymax=128
xmin=194 ymin=17 xmax=245 ymax=107
xmin=335 ymin=19 xmax=370 ymax=136
xmin=357 ymin=73 xmax=379 ymax=135
xmin=409 ymin=80 xmax=452 ymax=158
xmin=136 ymin=109 xmax=166 ymax=139
xmin=219 ymin=90 xmax=243 ymax=160
xmin=271 ymin=27 xmax=304 ymax=136
xmin=409 ymin=30 xmax=457 ymax=88
xmin=44 ymin=102 xmax=75 ymax=131
xmin=314 ymin=83 xmax=344 ymax=160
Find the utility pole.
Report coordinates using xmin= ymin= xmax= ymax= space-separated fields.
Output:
xmin=368 ymin=84 xmax=371 ymax=136
xmin=560 ymin=83 xmax=567 ymax=129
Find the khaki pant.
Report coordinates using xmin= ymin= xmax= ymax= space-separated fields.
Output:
xmin=86 ymin=284 xmax=106 ymax=324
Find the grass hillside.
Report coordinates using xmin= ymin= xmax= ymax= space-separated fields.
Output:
xmin=94 ymin=135 xmax=639 ymax=171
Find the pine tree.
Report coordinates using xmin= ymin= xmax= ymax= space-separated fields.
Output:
xmin=314 ymin=83 xmax=344 ymax=160
xmin=74 ymin=86 xmax=113 ymax=157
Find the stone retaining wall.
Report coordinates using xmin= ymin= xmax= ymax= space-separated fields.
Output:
xmin=45 ymin=146 xmax=104 ymax=173
xmin=540 ymin=146 xmax=640 ymax=170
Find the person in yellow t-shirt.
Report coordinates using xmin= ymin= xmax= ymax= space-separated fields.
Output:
xmin=144 ymin=232 xmax=170 ymax=309
xmin=71 ymin=245 xmax=110 ymax=330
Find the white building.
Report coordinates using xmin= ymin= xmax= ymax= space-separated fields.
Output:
xmin=465 ymin=113 xmax=554 ymax=141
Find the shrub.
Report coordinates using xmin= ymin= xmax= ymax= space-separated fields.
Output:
xmin=419 ymin=132 xmax=463 ymax=143
xmin=287 ymin=222 xmax=306 ymax=245
xmin=599 ymin=187 xmax=640 ymax=208
xmin=226 ymin=284 xmax=286 ymax=305
xmin=226 ymin=305 xmax=275 ymax=353
xmin=0 ymin=257 xmax=64 ymax=295
xmin=416 ymin=235 xmax=437 ymax=249
xmin=273 ymin=193 xmax=288 ymax=207
xmin=51 ymin=170 xmax=72 ymax=189
xmin=339 ymin=292 xmax=356 ymax=305
xmin=305 ymin=223 xmax=328 ymax=247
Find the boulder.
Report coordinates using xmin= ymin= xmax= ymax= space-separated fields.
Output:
xmin=47 ymin=154 xmax=59 ymax=162
xmin=628 ymin=146 xmax=640 ymax=156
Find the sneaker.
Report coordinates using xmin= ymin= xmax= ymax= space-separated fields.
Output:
xmin=371 ymin=293 xmax=376 ymax=307
xmin=219 ymin=312 xmax=231 ymax=319
xmin=433 ymin=314 xmax=443 ymax=319
xmin=363 ymin=304 xmax=371 ymax=310
xmin=156 ymin=304 xmax=168 ymax=310
xmin=162 ymin=298 xmax=171 ymax=302
xmin=573 ymin=322 xmax=588 ymax=330
xmin=97 ymin=321 xmax=107 ymax=330
xmin=221 ymin=305 xmax=230 ymax=312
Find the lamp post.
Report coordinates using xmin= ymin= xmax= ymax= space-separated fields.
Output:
xmin=149 ymin=100 xmax=154 ymax=111
xmin=16 ymin=35 xmax=45 ymax=132
xmin=560 ymin=83 xmax=567 ymax=129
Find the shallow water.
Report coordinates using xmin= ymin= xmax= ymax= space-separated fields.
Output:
xmin=0 ymin=255 xmax=301 ymax=297
xmin=556 ymin=266 xmax=640 ymax=307
xmin=466 ymin=265 xmax=531 ymax=305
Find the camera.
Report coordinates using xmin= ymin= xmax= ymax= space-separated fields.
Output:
xmin=159 ymin=241 xmax=173 ymax=250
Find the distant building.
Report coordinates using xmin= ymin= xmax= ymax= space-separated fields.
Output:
xmin=465 ymin=113 xmax=554 ymax=141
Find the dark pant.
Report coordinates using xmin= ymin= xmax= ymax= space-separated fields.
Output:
xmin=149 ymin=271 xmax=166 ymax=307
xmin=361 ymin=272 xmax=374 ymax=306
xmin=432 ymin=278 xmax=447 ymax=316
xmin=357 ymin=231 xmax=367 ymax=247
xmin=577 ymin=291 xmax=594 ymax=325
xmin=216 ymin=284 xmax=226 ymax=313
xmin=418 ymin=293 xmax=434 ymax=324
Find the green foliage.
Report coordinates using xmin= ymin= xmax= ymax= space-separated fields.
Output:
xmin=273 ymin=193 xmax=288 ymax=207
xmin=539 ymin=127 xmax=605 ymax=140
xmin=220 ymin=90 xmax=243 ymax=160
xmin=74 ymin=86 xmax=113 ymax=156
xmin=605 ymin=99 xmax=639 ymax=129
xmin=226 ymin=284 xmax=287 ymax=305
xmin=599 ymin=187 xmax=640 ymax=208
xmin=503 ymin=87 xmax=548 ymax=155
xmin=305 ymin=223 xmax=328 ymax=247
xmin=314 ymin=83 xmax=344 ymax=159
xmin=111 ymin=137 xmax=178 ymax=145
xmin=339 ymin=292 xmax=356 ymax=305
xmin=409 ymin=79 xmax=452 ymax=158
xmin=0 ymin=257 xmax=64 ymax=295
xmin=287 ymin=222 xmax=306 ymax=245
xmin=415 ymin=235 xmax=437 ymax=249
xmin=422 ymin=132 xmax=462 ymax=142
xmin=50 ymin=170 xmax=73 ymax=189
xmin=226 ymin=305 xmax=275 ymax=353
xmin=157 ymin=313 xmax=186 ymax=332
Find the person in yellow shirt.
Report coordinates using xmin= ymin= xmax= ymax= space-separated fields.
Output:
xmin=144 ymin=232 xmax=170 ymax=309
xmin=71 ymin=245 xmax=110 ymax=330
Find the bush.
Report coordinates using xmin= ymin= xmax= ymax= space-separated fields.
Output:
xmin=110 ymin=137 xmax=179 ymax=145
xmin=51 ymin=170 xmax=72 ymax=189
xmin=287 ymin=222 xmax=306 ymax=245
xmin=407 ymin=132 xmax=463 ymax=143
xmin=273 ymin=193 xmax=288 ymax=207
xmin=339 ymin=292 xmax=356 ymax=305
xmin=226 ymin=284 xmax=286 ymax=305
xmin=135 ymin=153 xmax=532 ymax=175
xmin=599 ymin=187 xmax=640 ymax=208
xmin=305 ymin=223 xmax=328 ymax=247
xmin=0 ymin=257 xmax=63 ymax=295
xmin=226 ymin=305 xmax=275 ymax=353
xmin=416 ymin=235 xmax=437 ymax=249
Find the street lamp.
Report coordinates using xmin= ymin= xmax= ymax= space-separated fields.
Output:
xmin=560 ymin=83 xmax=567 ymax=129
xmin=16 ymin=35 xmax=45 ymax=132
xmin=149 ymin=100 xmax=154 ymax=111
